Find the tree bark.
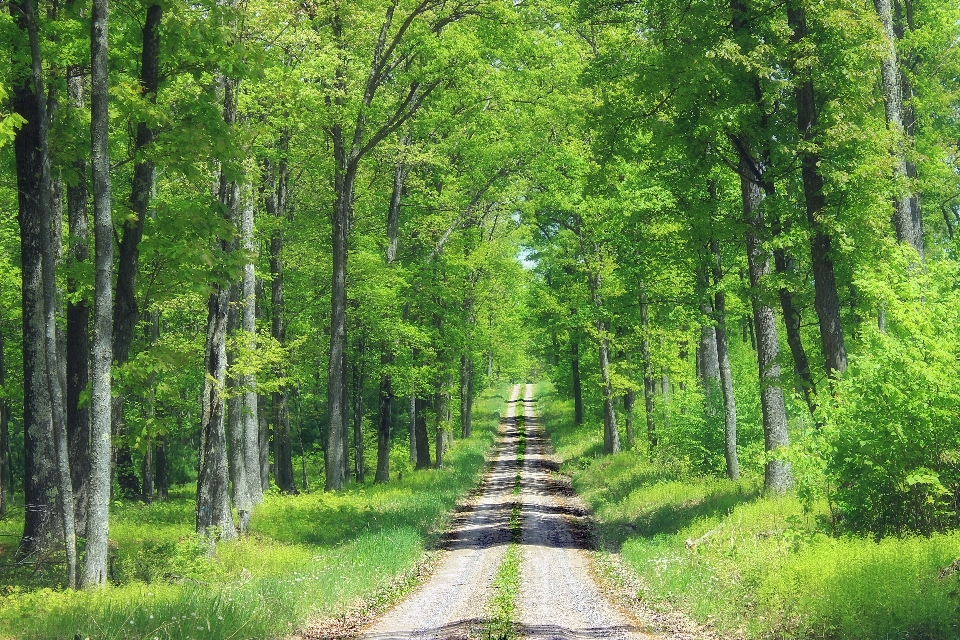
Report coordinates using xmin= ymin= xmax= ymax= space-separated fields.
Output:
xmin=326 ymin=136 xmax=353 ymax=490
xmin=196 ymin=78 xmax=239 ymax=541
xmin=774 ymin=246 xmax=817 ymax=415
xmin=415 ymin=395 xmax=431 ymax=470
xmin=571 ymin=341 xmax=583 ymax=425
xmin=409 ymin=388 xmax=417 ymax=466
xmin=0 ymin=329 xmax=8 ymax=517
xmin=739 ymin=153 xmax=792 ymax=494
xmin=787 ymin=1 xmax=848 ymax=379
xmin=374 ymin=156 xmax=408 ymax=483
xmin=598 ymin=325 xmax=620 ymax=454
xmin=239 ymin=187 xmax=263 ymax=506
xmin=111 ymin=3 xmax=162 ymax=503
xmin=711 ymin=239 xmax=739 ymax=480
xmin=265 ymin=151 xmax=296 ymax=494
xmin=82 ymin=0 xmax=114 ymax=588
xmin=640 ymin=292 xmax=656 ymax=451
xmin=697 ymin=264 xmax=721 ymax=417
xmin=352 ymin=336 xmax=365 ymax=483
xmin=155 ymin=434 xmax=168 ymax=501
xmin=874 ymin=0 xmax=923 ymax=259
xmin=66 ymin=68 xmax=91 ymax=534
xmin=226 ymin=283 xmax=251 ymax=532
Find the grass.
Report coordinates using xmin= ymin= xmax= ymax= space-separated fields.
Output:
xmin=0 ymin=384 xmax=513 ymax=640
xmin=536 ymin=382 xmax=960 ymax=640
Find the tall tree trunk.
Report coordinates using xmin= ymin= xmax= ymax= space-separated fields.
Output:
xmin=155 ymin=434 xmax=168 ymax=501
xmin=374 ymin=157 xmax=407 ymax=483
xmin=640 ymin=292 xmax=656 ymax=451
xmin=739 ymin=153 xmax=792 ymax=494
xmin=82 ymin=0 xmax=113 ymax=588
xmin=66 ymin=68 xmax=91 ymax=534
xmin=698 ymin=264 xmax=721 ymax=417
xmin=196 ymin=77 xmax=239 ymax=541
xmin=11 ymin=0 xmax=77 ymax=585
xmin=239 ymin=187 xmax=263 ymax=506
xmin=874 ymin=0 xmax=923 ymax=259
xmin=787 ymin=1 xmax=848 ymax=379
xmin=774 ymin=246 xmax=817 ymax=414
xmin=226 ymin=284 xmax=251 ymax=532
xmin=415 ymin=395 xmax=431 ymax=470
xmin=352 ymin=335 xmax=365 ymax=483
xmin=0 ymin=329 xmax=8 ymax=517
xmin=141 ymin=309 xmax=159 ymax=504
xmin=623 ymin=389 xmax=635 ymax=449
xmin=111 ymin=3 xmax=161 ymax=502
xmin=326 ymin=132 xmax=354 ymax=490
xmin=597 ymin=325 xmax=620 ymax=454
xmin=265 ymin=151 xmax=296 ymax=495
xmin=409 ymin=386 xmax=417 ymax=465
xmin=258 ymin=395 xmax=270 ymax=492
xmin=460 ymin=354 xmax=473 ymax=438
xmin=571 ymin=341 xmax=583 ymax=425
xmin=711 ymin=239 xmax=739 ymax=480
xmin=375 ymin=369 xmax=392 ymax=483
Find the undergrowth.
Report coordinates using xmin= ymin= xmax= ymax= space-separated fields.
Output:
xmin=536 ymin=382 xmax=960 ymax=640
xmin=0 ymin=384 xmax=512 ymax=640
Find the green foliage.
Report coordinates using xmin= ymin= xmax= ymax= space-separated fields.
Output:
xmin=538 ymin=382 xmax=960 ymax=640
xmin=815 ymin=277 xmax=960 ymax=536
xmin=0 ymin=386 xmax=509 ymax=639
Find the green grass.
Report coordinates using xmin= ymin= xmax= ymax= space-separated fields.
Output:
xmin=0 ymin=384 xmax=512 ymax=640
xmin=536 ymin=382 xmax=960 ymax=640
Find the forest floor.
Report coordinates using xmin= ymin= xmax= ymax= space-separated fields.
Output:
xmin=345 ymin=384 xmax=662 ymax=640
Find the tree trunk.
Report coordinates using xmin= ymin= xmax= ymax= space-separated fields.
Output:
xmin=196 ymin=78 xmax=239 ymax=541
xmin=265 ymin=149 xmax=296 ymax=495
xmin=623 ymin=390 xmax=635 ymax=449
xmin=110 ymin=3 xmax=161 ymax=505
xmin=82 ymin=0 xmax=113 ymax=588
xmin=239 ymin=188 xmax=263 ymax=506
xmin=739 ymin=153 xmax=792 ymax=494
xmin=409 ymin=389 xmax=417 ymax=465
xmin=352 ymin=337 xmax=365 ymax=483
xmin=375 ymin=366 xmax=392 ymax=483
xmin=226 ymin=283 xmax=251 ymax=532
xmin=155 ymin=434 xmax=168 ymax=501
xmin=598 ymin=325 xmax=620 ymax=454
xmin=571 ymin=341 xmax=583 ymax=425
xmin=711 ymin=239 xmax=739 ymax=480
xmin=698 ymin=264 xmax=721 ymax=417
xmin=874 ymin=0 xmax=923 ymax=259
xmin=787 ymin=2 xmax=848 ymax=379
xmin=640 ymin=292 xmax=656 ymax=451
xmin=374 ymin=157 xmax=407 ymax=483
xmin=0 ymin=330 xmax=8 ymax=517
xmin=774 ymin=247 xmax=817 ymax=414
xmin=460 ymin=354 xmax=474 ymax=438
xmin=415 ymin=395 xmax=431 ymax=470
xmin=258 ymin=395 xmax=270 ymax=492
xmin=65 ymin=68 xmax=91 ymax=534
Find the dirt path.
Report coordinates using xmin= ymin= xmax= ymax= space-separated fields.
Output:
xmin=515 ymin=384 xmax=646 ymax=639
xmin=361 ymin=384 xmax=649 ymax=640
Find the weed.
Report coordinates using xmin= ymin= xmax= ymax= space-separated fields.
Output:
xmin=536 ymin=382 xmax=960 ymax=640
xmin=0 ymin=385 xmax=512 ymax=640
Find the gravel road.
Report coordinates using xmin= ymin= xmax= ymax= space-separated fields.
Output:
xmin=361 ymin=384 xmax=650 ymax=640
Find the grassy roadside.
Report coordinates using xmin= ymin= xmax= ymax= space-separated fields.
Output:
xmin=0 ymin=384 xmax=512 ymax=640
xmin=536 ymin=382 xmax=960 ymax=639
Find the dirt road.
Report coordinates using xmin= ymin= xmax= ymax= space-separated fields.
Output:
xmin=361 ymin=384 xmax=648 ymax=640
